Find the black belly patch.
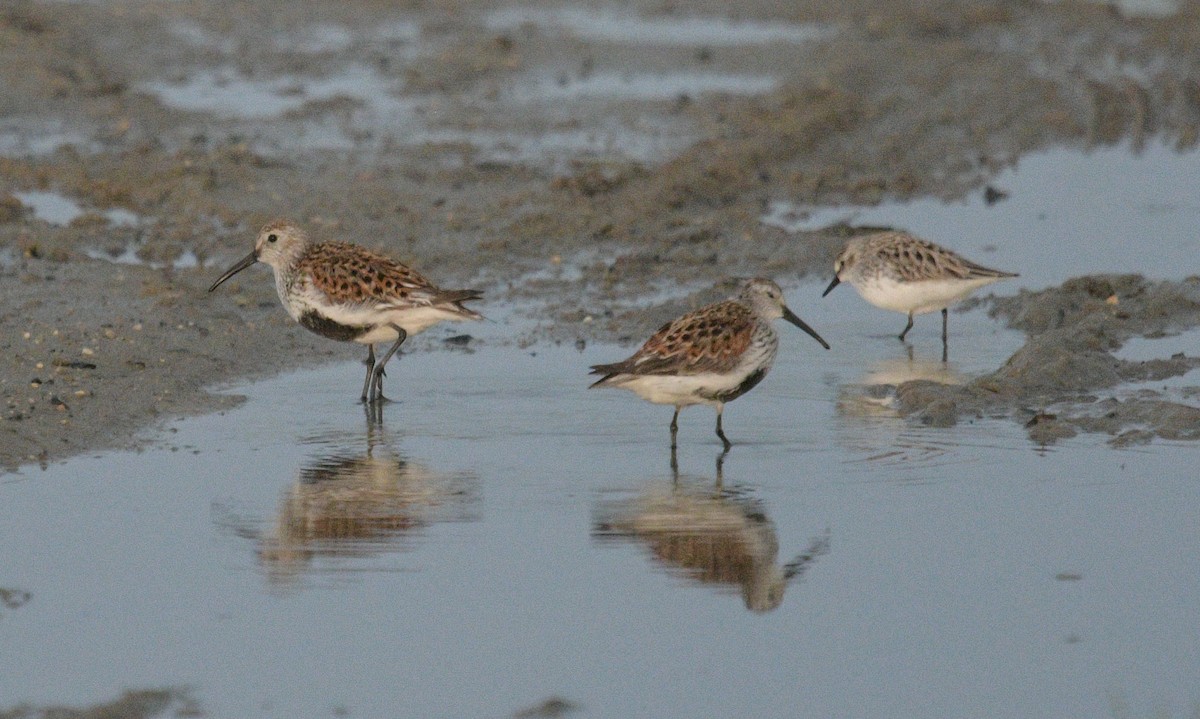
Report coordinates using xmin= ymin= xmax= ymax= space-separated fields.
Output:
xmin=299 ymin=310 xmax=370 ymax=341
xmin=705 ymin=368 xmax=768 ymax=403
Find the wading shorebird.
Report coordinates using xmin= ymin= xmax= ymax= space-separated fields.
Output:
xmin=822 ymin=230 xmax=1017 ymax=356
xmin=208 ymin=220 xmax=482 ymax=403
xmin=589 ymin=278 xmax=829 ymax=450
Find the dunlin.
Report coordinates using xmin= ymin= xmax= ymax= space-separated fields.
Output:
xmin=822 ymin=230 xmax=1017 ymax=354
xmin=589 ymin=278 xmax=829 ymax=450
xmin=208 ymin=220 xmax=482 ymax=402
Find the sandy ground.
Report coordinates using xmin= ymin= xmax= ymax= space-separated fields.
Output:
xmin=3 ymin=0 xmax=1200 ymax=472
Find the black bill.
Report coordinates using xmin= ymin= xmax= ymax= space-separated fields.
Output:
xmin=207 ymin=250 xmax=259 ymax=292
xmin=782 ymin=306 xmax=830 ymax=350
xmin=821 ymin=275 xmax=841 ymax=297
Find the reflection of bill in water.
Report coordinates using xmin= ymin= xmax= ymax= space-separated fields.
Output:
xmin=593 ymin=458 xmax=828 ymax=613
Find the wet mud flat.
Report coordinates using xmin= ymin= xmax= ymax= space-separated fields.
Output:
xmin=2 ymin=1 xmax=1200 ymax=463
xmin=4 ymin=3 xmax=1200 ymax=714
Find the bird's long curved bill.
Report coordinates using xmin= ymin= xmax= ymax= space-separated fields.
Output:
xmin=821 ymin=275 xmax=841 ymax=297
xmin=783 ymin=306 xmax=830 ymax=350
xmin=207 ymin=250 xmax=258 ymax=292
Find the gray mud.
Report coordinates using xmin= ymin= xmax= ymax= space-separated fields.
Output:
xmin=3 ymin=0 xmax=1200 ymax=469
xmin=0 ymin=689 xmax=198 ymax=719
xmin=895 ymin=275 xmax=1200 ymax=444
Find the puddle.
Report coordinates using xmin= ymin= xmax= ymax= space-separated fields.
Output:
xmin=139 ymin=70 xmax=312 ymax=119
xmin=414 ymin=122 xmax=683 ymax=166
xmin=369 ymin=20 xmax=422 ymax=44
xmin=271 ymin=23 xmax=355 ymax=54
xmin=0 ymin=123 xmax=94 ymax=156
xmin=508 ymin=71 xmax=779 ymax=102
xmin=763 ymin=144 xmax=1200 ymax=288
xmin=138 ymin=64 xmax=414 ymax=121
xmin=3 ymin=324 xmax=1198 ymax=717
xmin=1107 ymin=326 xmax=1200 ymax=398
xmin=169 ymin=19 xmax=423 ymax=55
xmin=13 ymin=190 xmax=142 ymax=227
xmin=137 ymin=63 xmax=441 ymax=157
xmin=1115 ymin=327 xmax=1200 ymax=363
xmin=132 ymin=14 xmax=795 ymax=166
xmin=485 ymin=7 xmax=829 ymax=46
xmin=167 ymin=20 xmax=238 ymax=54
xmin=82 ymin=245 xmax=200 ymax=269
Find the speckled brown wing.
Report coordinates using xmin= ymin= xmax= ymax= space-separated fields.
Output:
xmin=590 ymin=301 xmax=755 ymax=381
xmin=298 ymin=242 xmax=439 ymax=306
xmin=874 ymin=233 xmax=1016 ymax=281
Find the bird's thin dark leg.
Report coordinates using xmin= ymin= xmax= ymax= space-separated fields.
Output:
xmin=715 ymin=447 xmax=727 ymax=487
xmin=370 ymin=366 xmax=383 ymax=403
xmin=941 ymin=307 xmax=949 ymax=363
xmin=898 ymin=312 xmax=915 ymax=342
xmin=715 ymin=405 xmax=732 ymax=451
xmin=363 ymin=400 xmax=384 ymax=436
xmin=670 ymin=442 xmax=679 ymax=481
xmin=360 ymin=345 xmax=376 ymax=403
xmin=670 ymin=407 xmax=680 ymax=449
xmin=369 ymin=325 xmax=408 ymax=403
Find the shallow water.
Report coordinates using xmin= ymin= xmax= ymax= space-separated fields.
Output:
xmin=763 ymin=143 xmax=1200 ymax=289
xmin=13 ymin=190 xmax=141 ymax=227
xmin=124 ymin=5 xmax=824 ymax=169
xmin=3 ymin=301 xmax=1198 ymax=717
xmin=82 ymin=245 xmax=201 ymax=269
xmin=507 ymin=70 xmax=780 ymax=102
xmin=484 ymin=7 xmax=828 ymax=46
xmin=138 ymin=64 xmax=416 ymax=122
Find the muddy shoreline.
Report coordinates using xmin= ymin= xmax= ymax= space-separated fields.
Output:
xmin=893 ymin=275 xmax=1200 ymax=445
xmin=3 ymin=0 xmax=1200 ymax=471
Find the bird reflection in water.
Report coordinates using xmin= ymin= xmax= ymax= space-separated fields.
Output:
xmin=836 ymin=345 xmax=966 ymax=419
xmin=862 ymin=343 xmax=966 ymax=386
xmin=593 ymin=451 xmax=829 ymax=613
xmin=242 ymin=406 xmax=478 ymax=585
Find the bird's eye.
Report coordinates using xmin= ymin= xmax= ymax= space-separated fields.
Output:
xmin=267 ymin=233 xmax=278 ymax=243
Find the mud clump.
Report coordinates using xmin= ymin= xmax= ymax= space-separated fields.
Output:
xmin=0 ymin=689 xmax=199 ymax=719
xmin=891 ymin=275 xmax=1200 ymax=444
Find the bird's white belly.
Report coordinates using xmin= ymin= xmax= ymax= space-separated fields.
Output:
xmin=855 ymin=276 xmax=1000 ymax=315
xmin=358 ymin=306 xmax=470 ymax=342
xmin=614 ymin=371 xmax=750 ymax=407
xmin=286 ymin=287 xmax=469 ymax=345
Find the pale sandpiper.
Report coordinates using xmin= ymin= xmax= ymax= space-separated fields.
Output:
xmin=823 ymin=230 xmax=1016 ymax=356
